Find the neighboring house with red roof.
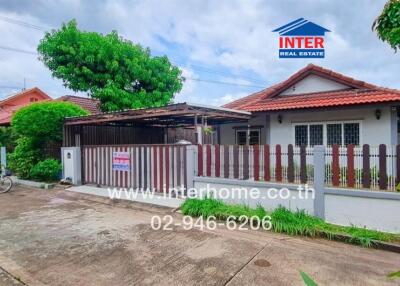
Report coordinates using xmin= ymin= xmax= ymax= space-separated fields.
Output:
xmin=56 ymin=95 xmax=100 ymax=114
xmin=0 ymin=89 xmax=100 ymax=126
xmin=222 ymin=64 xmax=400 ymax=146
xmin=0 ymin=87 xmax=52 ymax=126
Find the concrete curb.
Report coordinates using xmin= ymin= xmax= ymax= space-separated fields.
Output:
xmin=11 ymin=176 xmax=55 ymax=190
xmin=315 ymin=231 xmax=400 ymax=253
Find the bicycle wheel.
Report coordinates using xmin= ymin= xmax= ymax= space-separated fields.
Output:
xmin=0 ymin=177 xmax=13 ymax=194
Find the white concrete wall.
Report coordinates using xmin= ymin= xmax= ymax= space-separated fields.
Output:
xmin=269 ymin=105 xmax=394 ymax=146
xmin=194 ymin=178 xmax=314 ymax=214
xmin=219 ymin=113 xmax=268 ymax=145
xmin=193 ymin=177 xmax=400 ymax=233
xmin=324 ymin=193 xmax=400 ymax=233
xmin=219 ymin=104 xmax=395 ymax=146
xmin=281 ymin=74 xmax=349 ymax=95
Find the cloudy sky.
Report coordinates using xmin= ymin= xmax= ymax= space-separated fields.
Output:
xmin=0 ymin=0 xmax=398 ymax=106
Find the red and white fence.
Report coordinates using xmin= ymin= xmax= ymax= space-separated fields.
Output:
xmin=83 ymin=145 xmax=189 ymax=191
xmin=197 ymin=144 xmax=400 ymax=192
xmin=325 ymin=144 xmax=399 ymax=191
xmin=197 ymin=144 xmax=314 ymax=185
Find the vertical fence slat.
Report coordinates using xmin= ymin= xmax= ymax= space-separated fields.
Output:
xmin=224 ymin=146 xmax=229 ymax=178
xmin=275 ymin=145 xmax=282 ymax=182
xmin=379 ymin=144 xmax=387 ymax=190
xmin=233 ymin=145 xmax=239 ymax=179
xmin=287 ymin=144 xmax=294 ymax=183
xmin=243 ymin=145 xmax=249 ymax=180
xmin=396 ymin=145 xmax=400 ymax=187
xmin=198 ymin=144 xmax=203 ymax=176
xmin=215 ymin=144 xmax=220 ymax=177
xmin=264 ymin=145 xmax=270 ymax=181
xmin=253 ymin=145 xmax=260 ymax=181
xmin=206 ymin=145 xmax=212 ymax=177
xmin=332 ymin=144 xmax=340 ymax=186
xmin=347 ymin=144 xmax=355 ymax=188
xmin=362 ymin=144 xmax=370 ymax=189
xmin=300 ymin=145 xmax=307 ymax=184
xmin=165 ymin=146 xmax=170 ymax=192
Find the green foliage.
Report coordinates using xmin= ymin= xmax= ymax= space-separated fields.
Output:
xmin=300 ymin=271 xmax=318 ymax=286
xmin=181 ymin=199 xmax=400 ymax=247
xmin=29 ymin=159 xmax=61 ymax=182
xmin=8 ymin=137 xmax=41 ymax=179
xmin=271 ymin=207 xmax=325 ymax=237
xmin=181 ymin=198 xmax=267 ymax=221
xmin=11 ymin=101 xmax=87 ymax=143
xmin=38 ymin=20 xmax=183 ymax=112
xmin=387 ymin=270 xmax=400 ymax=279
xmin=0 ymin=127 xmax=16 ymax=152
xmin=373 ymin=0 xmax=400 ymax=51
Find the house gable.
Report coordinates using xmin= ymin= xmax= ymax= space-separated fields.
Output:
xmin=279 ymin=74 xmax=350 ymax=96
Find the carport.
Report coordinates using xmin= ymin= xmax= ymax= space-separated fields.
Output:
xmin=62 ymin=103 xmax=250 ymax=190
xmin=63 ymin=102 xmax=250 ymax=146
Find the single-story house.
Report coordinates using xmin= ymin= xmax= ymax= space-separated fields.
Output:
xmin=0 ymin=87 xmax=52 ymax=126
xmin=221 ymin=64 xmax=400 ymax=147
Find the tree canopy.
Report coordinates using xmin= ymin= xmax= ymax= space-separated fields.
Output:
xmin=38 ymin=20 xmax=183 ymax=111
xmin=11 ymin=101 xmax=88 ymax=142
xmin=373 ymin=0 xmax=400 ymax=51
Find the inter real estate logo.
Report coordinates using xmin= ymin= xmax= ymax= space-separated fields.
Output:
xmin=272 ymin=18 xmax=330 ymax=59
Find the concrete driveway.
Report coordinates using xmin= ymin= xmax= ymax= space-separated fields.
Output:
xmin=0 ymin=186 xmax=399 ymax=286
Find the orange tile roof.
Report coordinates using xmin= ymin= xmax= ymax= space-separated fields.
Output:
xmin=223 ymin=64 xmax=400 ymax=112
xmin=57 ymin=95 xmax=100 ymax=114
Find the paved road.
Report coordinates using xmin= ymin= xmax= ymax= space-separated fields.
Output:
xmin=0 ymin=186 xmax=399 ymax=286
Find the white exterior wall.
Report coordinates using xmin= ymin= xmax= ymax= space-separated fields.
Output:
xmin=194 ymin=179 xmax=314 ymax=214
xmin=281 ymin=74 xmax=349 ymax=95
xmin=325 ymin=194 xmax=400 ymax=233
xmin=219 ymin=104 xmax=396 ymax=146
xmin=269 ymin=105 xmax=394 ymax=146
xmin=219 ymin=113 xmax=268 ymax=145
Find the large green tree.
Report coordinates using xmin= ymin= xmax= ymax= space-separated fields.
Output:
xmin=373 ymin=0 xmax=400 ymax=51
xmin=38 ymin=20 xmax=183 ymax=112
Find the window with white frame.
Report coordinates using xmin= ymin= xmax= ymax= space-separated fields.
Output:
xmin=294 ymin=121 xmax=360 ymax=146
xmin=236 ymin=130 xmax=247 ymax=145
xmin=235 ymin=129 xmax=260 ymax=145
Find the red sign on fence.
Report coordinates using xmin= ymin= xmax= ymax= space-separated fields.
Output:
xmin=112 ymin=151 xmax=130 ymax=172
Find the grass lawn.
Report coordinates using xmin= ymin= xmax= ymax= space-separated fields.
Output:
xmin=180 ymin=198 xmax=400 ymax=247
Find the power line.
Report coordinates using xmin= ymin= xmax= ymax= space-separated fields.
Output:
xmin=185 ymin=77 xmax=264 ymax=88
xmin=0 ymin=15 xmax=266 ymax=86
xmin=0 ymin=15 xmax=47 ymax=31
xmin=0 ymin=45 xmax=37 ymax=55
xmin=0 ymin=45 xmax=262 ymax=89
xmin=0 ymin=85 xmax=23 ymax=89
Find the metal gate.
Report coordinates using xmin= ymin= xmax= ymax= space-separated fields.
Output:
xmin=82 ymin=144 xmax=192 ymax=192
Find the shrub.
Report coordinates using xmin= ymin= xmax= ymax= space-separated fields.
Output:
xmin=29 ymin=159 xmax=61 ymax=182
xmin=8 ymin=137 xmax=41 ymax=179
xmin=11 ymin=101 xmax=88 ymax=143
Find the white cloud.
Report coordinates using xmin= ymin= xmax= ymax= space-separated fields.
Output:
xmin=0 ymin=0 xmax=399 ymax=105
xmin=212 ymin=92 xmax=248 ymax=106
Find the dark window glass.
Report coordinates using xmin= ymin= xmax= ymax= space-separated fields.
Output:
xmin=295 ymin=125 xmax=308 ymax=146
xmin=327 ymin=124 xmax=342 ymax=146
xmin=249 ymin=130 xmax=260 ymax=145
xmin=309 ymin=124 xmax=323 ymax=146
xmin=236 ymin=131 xmax=247 ymax=145
xmin=344 ymin=123 xmax=360 ymax=146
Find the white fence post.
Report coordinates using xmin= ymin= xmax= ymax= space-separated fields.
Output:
xmin=186 ymin=145 xmax=197 ymax=192
xmin=0 ymin=147 xmax=6 ymax=175
xmin=313 ymin=145 xmax=325 ymax=219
